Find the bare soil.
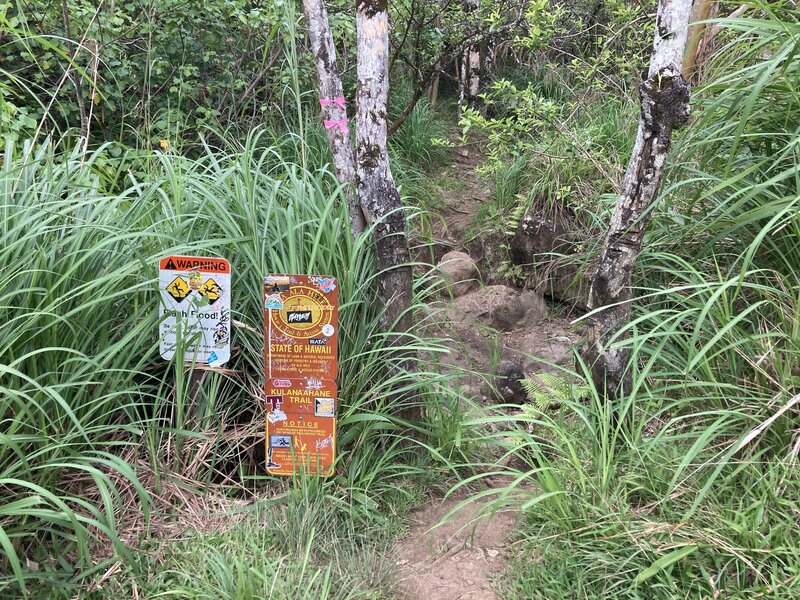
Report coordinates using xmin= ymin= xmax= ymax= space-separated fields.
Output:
xmin=432 ymin=145 xmax=493 ymax=248
xmin=393 ymin=140 xmax=575 ymax=599
xmin=393 ymin=489 xmax=520 ymax=600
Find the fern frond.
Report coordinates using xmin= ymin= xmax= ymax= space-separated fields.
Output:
xmin=521 ymin=373 xmax=589 ymax=410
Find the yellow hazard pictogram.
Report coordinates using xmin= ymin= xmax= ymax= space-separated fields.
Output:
xmin=166 ymin=276 xmax=191 ymax=302
xmin=199 ymin=278 xmax=222 ymax=304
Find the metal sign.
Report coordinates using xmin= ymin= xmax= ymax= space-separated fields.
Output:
xmin=263 ymin=275 xmax=339 ymax=380
xmin=264 ymin=377 xmax=337 ymax=476
xmin=159 ymin=255 xmax=231 ymax=367
xmin=263 ymin=274 xmax=339 ymax=476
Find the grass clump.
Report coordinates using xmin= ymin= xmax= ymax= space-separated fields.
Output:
xmin=0 ymin=128 xmax=472 ymax=598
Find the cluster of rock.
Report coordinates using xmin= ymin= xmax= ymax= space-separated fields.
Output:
xmin=434 ymin=250 xmax=573 ymax=405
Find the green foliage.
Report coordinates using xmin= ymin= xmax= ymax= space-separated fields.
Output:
xmin=0 ymin=130 xmax=471 ymax=597
xmin=462 ymin=63 xmax=636 ymax=239
xmin=390 ymin=98 xmax=449 ymax=170
xmin=520 ymin=373 xmax=589 ymax=410
xmin=88 ymin=492 xmax=402 ymax=599
xmin=0 ymin=89 xmax=36 ymax=142
xmin=461 ymin=79 xmax=561 ymax=171
xmin=387 ymin=0 xmax=534 ymax=98
xmin=454 ymin=4 xmax=800 ymax=599
xmin=0 ymin=0 xmax=295 ymax=145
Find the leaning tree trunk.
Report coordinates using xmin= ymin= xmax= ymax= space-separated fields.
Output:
xmin=355 ymin=0 xmax=417 ymax=416
xmin=302 ymin=0 xmax=367 ymax=237
xmin=689 ymin=3 xmax=748 ymax=84
xmin=581 ymin=0 xmax=692 ymax=398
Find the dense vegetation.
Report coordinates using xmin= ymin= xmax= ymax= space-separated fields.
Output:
xmin=2 ymin=0 xmax=800 ymax=598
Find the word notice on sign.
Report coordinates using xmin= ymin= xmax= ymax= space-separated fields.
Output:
xmin=265 ymin=377 xmax=337 ymax=476
xmin=159 ymin=255 xmax=231 ymax=367
xmin=264 ymin=274 xmax=339 ymax=476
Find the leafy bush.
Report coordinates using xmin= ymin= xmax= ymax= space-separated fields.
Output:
xmin=0 ymin=0 xmax=301 ymax=146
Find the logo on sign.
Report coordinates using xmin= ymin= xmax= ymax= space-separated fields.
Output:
xmin=287 ymin=310 xmax=312 ymax=323
xmin=309 ymin=337 xmax=327 ymax=346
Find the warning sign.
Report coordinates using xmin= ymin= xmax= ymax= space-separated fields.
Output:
xmin=264 ymin=274 xmax=339 ymax=380
xmin=264 ymin=377 xmax=337 ymax=476
xmin=159 ymin=255 xmax=231 ymax=367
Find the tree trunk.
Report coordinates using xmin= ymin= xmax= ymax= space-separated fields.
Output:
xmin=467 ymin=44 xmax=481 ymax=108
xmin=302 ymin=0 xmax=367 ymax=237
xmin=355 ymin=0 xmax=417 ymax=418
xmin=582 ymin=0 xmax=692 ymax=398
xmin=692 ymin=3 xmax=748 ymax=82
xmin=457 ymin=50 xmax=467 ymax=120
xmin=428 ymin=69 xmax=440 ymax=108
xmin=427 ymin=16 xmax=442 ymax=109
xmin=61 ymin=0 xmax=89 ymax=146
xmin=683 ymin=0 xmax=714 ymax=81
xmin=484 ymin=35 xmax=496 ymax=76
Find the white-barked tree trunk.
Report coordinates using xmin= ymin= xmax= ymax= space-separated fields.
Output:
xmin=582 ymin=0 xmax=693 ymax=397
xmin=302 ymin=0 xmax=367 ymax=237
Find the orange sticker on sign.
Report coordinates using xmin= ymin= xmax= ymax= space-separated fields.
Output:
xmin=264 ymin=377 xmax=337 ymax=476
xmin=264 ymin=275 xmax=339 ymax=380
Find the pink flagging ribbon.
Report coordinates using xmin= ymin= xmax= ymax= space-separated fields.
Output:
xmin=324 ymin=118 xmax=349 ymax=135
xmin=319 ymin=96 xmax=346 ymax=110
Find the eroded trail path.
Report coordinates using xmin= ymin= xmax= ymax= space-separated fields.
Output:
xmin=394 ymin=492 xmax=518 ymax=600
xmin=392 ymin=140 xmax=576 ymax=599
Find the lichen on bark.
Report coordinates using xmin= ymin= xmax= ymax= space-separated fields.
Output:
xmin=582 ymin=0 xmax=692 ymax=399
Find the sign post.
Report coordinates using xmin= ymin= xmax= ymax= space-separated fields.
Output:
xmin=263 ymin=274 xmax=339 ymax=476
xmin=159 ymin=255 xmax=232 ymax=368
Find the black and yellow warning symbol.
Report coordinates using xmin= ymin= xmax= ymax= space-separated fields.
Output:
xmin=166 ymin=276 xmax=191 ymax=302
xmin=199 ymin=278 xmax=222 ymax=304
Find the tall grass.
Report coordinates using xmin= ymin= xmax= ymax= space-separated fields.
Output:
xmin=458 ymin=3 xmax=800 ymax=597
xmin=0 ymin=129 xmax=470 ymax=597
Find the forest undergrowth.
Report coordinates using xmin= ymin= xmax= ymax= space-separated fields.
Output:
xmin=2 ymin=1 xmax=800 ymax=598
xmin=0 ymin=128 xmax=476 ymax=598
xmin=461 ymin=5 xmax=800 ymax=598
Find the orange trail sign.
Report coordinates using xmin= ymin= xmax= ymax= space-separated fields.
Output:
xmin=263 ymin=274 xmax=339 ymax=476
xmin=159 ymin=255 xmax=231 ymax=367
xmin=263 ymin=275 xmax=339 ymax=380
xmin=265 ymin=377 xmax=337 ymax=476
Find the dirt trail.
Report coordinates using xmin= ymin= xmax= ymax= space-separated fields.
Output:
xmin=393 ymin=140 xmax=574 ymax=599
xmin=432 ymin=145 xmax=491 ymax=250
xmin=394 ymin=490 xmax=519 ymax=600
